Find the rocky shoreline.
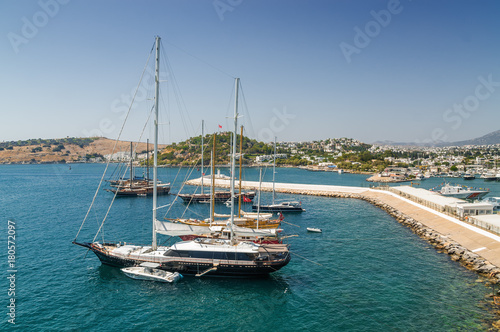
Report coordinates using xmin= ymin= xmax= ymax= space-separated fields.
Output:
xmin=189 ymin=179 xmax=500 ymax=284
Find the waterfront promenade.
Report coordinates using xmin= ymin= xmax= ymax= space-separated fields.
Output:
xmin=186 ymin=177 xmax=500 ymax=274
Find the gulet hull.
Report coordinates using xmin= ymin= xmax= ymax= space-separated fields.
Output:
xmin=74 ymin=241 xmax=290 ymax=277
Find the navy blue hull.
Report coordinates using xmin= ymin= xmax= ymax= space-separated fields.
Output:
xmin=74 ymin=242 xmax=290 ymax=277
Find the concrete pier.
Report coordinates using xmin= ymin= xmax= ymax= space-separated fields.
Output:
xmin=186 ymin=177 xmax=500 ymax=281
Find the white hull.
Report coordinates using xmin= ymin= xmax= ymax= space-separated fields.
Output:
xmin=121 ymin=266 xmax=182 ymax=283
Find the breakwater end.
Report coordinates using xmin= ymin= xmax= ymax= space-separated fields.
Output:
xmin=185 ymin=177 xmax=500 ymax=283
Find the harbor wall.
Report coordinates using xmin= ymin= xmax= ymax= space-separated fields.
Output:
xmin=185 ymin=178 xmax=500 ymax=283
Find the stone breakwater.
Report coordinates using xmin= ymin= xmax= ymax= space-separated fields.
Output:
xmin=186 ymin=178 xmax=500 ymax=284
xmin=301 ymin=190 xmax=499 ymax=284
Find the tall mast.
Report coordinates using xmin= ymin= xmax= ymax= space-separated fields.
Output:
xmin=257 ymin=167 xmax=262 ymax=230
xmin=211 ymin=133 xmax=216 ymax=225
xmin=152 ymin=36 xmax=160 ymax=250
xmin=229 ymin=78 xmax=239 ymax=243
xmin=272 ymin=136 xmax=276 ymax=205
xmin=146 ymin=139 xmax=149 ymax=181
xmin=201 ymin=120 xmax=204 ymax=194
xmin=238 ymin=125 xmax=243 ymax=217
xmin=130 ymin=142 xmax=133 ymax=189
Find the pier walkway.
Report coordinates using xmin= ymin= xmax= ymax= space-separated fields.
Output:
xmin=185 ymin=177 xmax=500 ymax=269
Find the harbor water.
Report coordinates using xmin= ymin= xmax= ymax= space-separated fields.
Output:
xmin=1 ymin=164 xmax=499 ymax=330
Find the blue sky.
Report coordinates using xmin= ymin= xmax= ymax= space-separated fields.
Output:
xmin=1 ymin=0 xmax=499 ymax=144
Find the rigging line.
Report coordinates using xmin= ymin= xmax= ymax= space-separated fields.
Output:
xmin=239 ymin=82 xmax=256 ymax=139
xmin=170 ymin=166 xmax=183 ymax=189
xmin=179 ymin=165 xmax=200 ymax=218
xmin=160 ymin=66 xmax=192 ymax=141
xmin=74 ymin=43 xmax=155 ymax=242
xmin=93 ymin=165 xmax=126 ymax=242
xmin=290 ymin=251 xmax=324 ymax=266
xmin=162 ymin=39 xmax=235 ymax=79
xmin=163 ymin=164 xmax=198 ymax=218
xmin=281 ymin=220 xmax=301 ymax=228
xmin=160 ymin=44 xmax=196 ymax=139
xmin=94 ymin=105 xmax=155 ymax=242
xmin=163 ymin=166 xmax=186 ymax=217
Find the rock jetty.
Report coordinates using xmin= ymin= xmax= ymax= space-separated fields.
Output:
xmin=185 ymin=177 xmax=500 ymax=284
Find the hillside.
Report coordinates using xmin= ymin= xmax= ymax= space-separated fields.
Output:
xmin=442 ymin=129 xmax=500 ymax=146
xmin=0 ymin=137 xmax=163 ymax=164
xmin=157 ymin=132 xmax=275 ymax=166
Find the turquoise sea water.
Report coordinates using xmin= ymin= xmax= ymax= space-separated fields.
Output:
xmin=1 ymin=164 xmax=499 ymax=331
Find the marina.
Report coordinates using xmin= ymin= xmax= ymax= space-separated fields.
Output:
xmin=2 ymin=164 xmax=500 ymax=330
xmin=3 ymin=1 xmax=500 ymax=329
xmin=186 ymin=176 xmax=500 ymax=277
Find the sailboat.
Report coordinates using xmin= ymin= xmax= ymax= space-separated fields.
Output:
xmin=176 ymin=125 xmax=282 ymax=231
xmin=106 ymin=140 xmax=170 ymax=196
xmin=177 ymin=121 xmax=255 ymax=203
xmin=73 ymin=37 xmax=290 ymax=277
xmin=252 ymin=137 xmax=305 ymax=213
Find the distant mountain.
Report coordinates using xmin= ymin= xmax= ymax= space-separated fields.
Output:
xmin=373 ymin=130 xmax=500 ymax=147
xmin=441 ymin=130 xmax=500 ymax=147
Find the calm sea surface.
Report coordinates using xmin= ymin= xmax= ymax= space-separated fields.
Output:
xmin=1 ymin=164 xmax=499 ymax=331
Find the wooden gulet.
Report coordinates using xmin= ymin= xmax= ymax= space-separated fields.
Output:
xmin=73 ymin=37 xmax=291 ymax=277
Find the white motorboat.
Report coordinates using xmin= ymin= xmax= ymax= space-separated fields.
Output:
xmin=463 ymin=172 xmax=475 ymax=180
xmin=436 ymin=183 xmax=489 ymax=200
xmin=480 ymin=171 xmax=497 ymax=181
xmin=306 ymin=227 xmax=322 ymax=233
xmin=121 ymin=263 xmax=182 ymax=283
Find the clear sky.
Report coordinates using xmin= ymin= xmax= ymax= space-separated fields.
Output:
xmin=1 ymin=0 xmax=499 ymax=144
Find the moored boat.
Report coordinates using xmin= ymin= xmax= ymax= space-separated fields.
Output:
xmin=481 ymin=171 xmax=497 ymax=181
xmin=435 ymin=183 xmax=489 ymax=200
xmin=463 ymin=172 xmax=475 ymax=180
xmin=121 ymin=262 xmax=182 ymax=283
xmin=252 ymin=137 xmax=305 ymax=213
xmin=73 ymin=39 xmax=290 ymax=278
xmin=253 ymin=201 xmax=305 ymax=212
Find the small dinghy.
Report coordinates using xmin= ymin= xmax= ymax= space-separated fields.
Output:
xmin=306 ymin=227 xmax=322 ymax=233
xmin=121 ymin=262 xmax=182 ymax=283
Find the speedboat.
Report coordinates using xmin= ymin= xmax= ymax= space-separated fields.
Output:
xmin=306 ymin=227 xmax=322 ymax=233
xmin=121 ymin=262 xmax=182 ymax=283
xmin=253 ymin=201 xmax=305 ymax=212
xmin=463 ymin=172 xmax=475 ymax=180
xmin=480 ymin=171 xmax=497 ymax=181
xmin=436 ymin=183 xmax=489 ymax=200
